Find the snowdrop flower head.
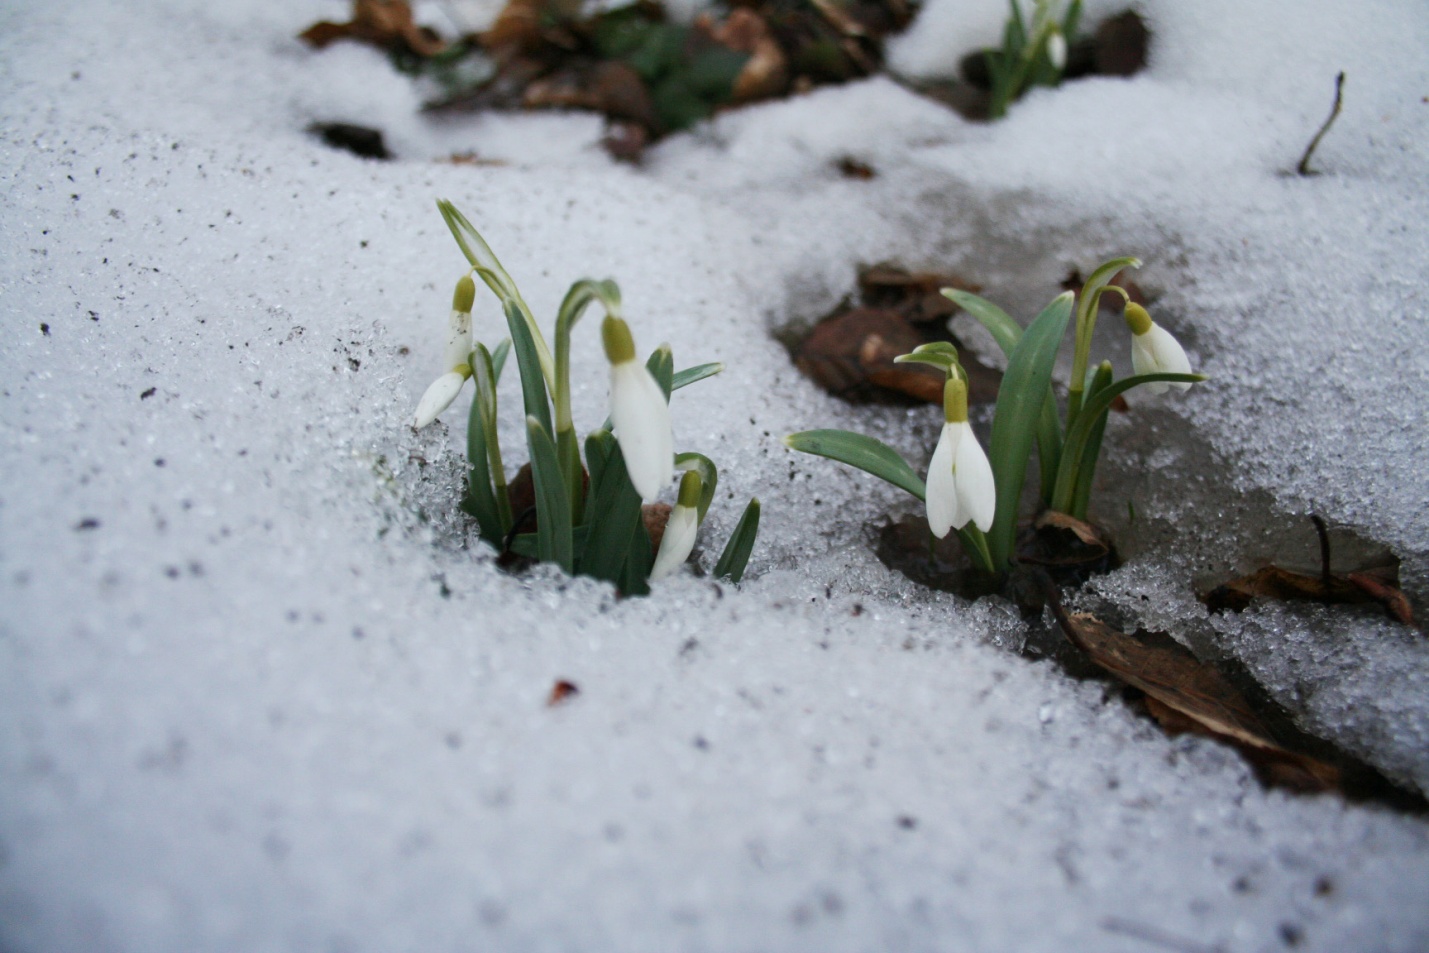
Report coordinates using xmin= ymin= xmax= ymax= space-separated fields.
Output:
xmin=1046 ymin=28 xmax=1067 ymax=71
xmin=926 ymin=375 xmax=995 ymax=538
xmin=1125 ymin=303 xmax=1194 ymax=395
xmin=602 ymin=315 xmax=673 ymax=501
xmin=651 ymin=471 xmax=702 ymax=580
xmin=411 ymin=275 xmax=480 ymax=428
xmin=441 ymin=273 xmax=477 ymax=369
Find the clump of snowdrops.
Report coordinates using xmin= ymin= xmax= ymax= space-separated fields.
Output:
xmin=786 ymin=257 xmax=1204 ymax=576
xmin=410 ymin=200 xmax=760 ymax=595
xmin=984 ymin=0 xmax=1079 ymax=119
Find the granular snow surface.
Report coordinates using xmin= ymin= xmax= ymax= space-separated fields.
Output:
xmin=2 ymin=1 xmax=1428 ymax=951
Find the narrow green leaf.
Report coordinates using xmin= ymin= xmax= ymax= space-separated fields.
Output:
xmin=985 ymin=292 xmax=1075 ymax=568
xmin=472 ymin=343 xmax=512 ymax=535
xmin=618 ymin=518 xmax=654 ymax=596
xmin=1069 ymin=362 xmax=1114 ymax=520
xmin=674 ymin=452 xmax=718 ymax=522
xmin=491 ymin=338 xmax=511 ymax=382
xmin=1051 ymin=371 xmax=1206 ymax=514
xmin=784 ymin=429 xmax=926 ymax=501
xmin=584 ymin=429 xmax=614 ymax=512
xmin=944 ymin=287 xmax=1063 ymax=503
xmin=460 ymin=385 xmax=503 ymax=543
xmin=671 ymin=362 xmax=723 ymax=392
xmin=646 ymin=345 xmax=674 ymax=402
xmin=505 ymin=300 xmax=553 ymax=436
xmin=509 ymin=526 xmax=590 ymax=560
xmin=714 ymin=498 xmax=760 ymax=583
xmin=578 ymin=438 xmax=644 ymax=584
xmin=526 ymin=416 xmax=574 ymax=574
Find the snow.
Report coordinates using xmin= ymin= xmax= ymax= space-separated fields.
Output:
xmin=3 ymin=0 xmax=1429 ymax=951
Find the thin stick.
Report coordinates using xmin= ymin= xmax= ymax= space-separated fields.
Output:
xmin=1297 ymin=72 xmax=1345 ymax=176
xmin=1312 ymin=514 xmax=1332 ymax=586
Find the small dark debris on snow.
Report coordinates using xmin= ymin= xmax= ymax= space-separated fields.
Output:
xmin=548 ymin=679 xmax=581 ymax=706
xmin=140 ymin=387 xmax=156 ymax=399
xmin=74 ymin=518 xmax=101 ymax=531
xmin=308 ymin=122 xmax=393 ymax=160
xmin=39 ymin=323 xmax=50 ymax=336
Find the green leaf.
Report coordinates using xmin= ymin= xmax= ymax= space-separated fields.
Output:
xmin=508 ymin=526 xmax=590 ymax=560
xmin=1069 ymin=362 xmax=1114 ymax=520
xmin=674 ymin=452 xmax=718 ymax=522
xmin=714 ymin=498 xmax=760 ymax=583
xmin=466 ymin=343 xmax=512 ymax=539
xmin=460 ymin=384 xmax=503 ymax=543
xmin=505 ymin=300 xmax=552 ymax=436
xmin=1051 ymin=371 xmax=1206 ymax=514
xmin=671 ymin=362 xmax=723 ymax=392
xmin=490 ymin=338 xmax=511 ymax=382
xmin=985 ymin=292 xmax=1075 ymax=568
xmin=437 ymin=200 xmax=518 ymax=303
xmin=646 ymin=344 xmax=674 ymax=402
xmin=578 ymin=436 xmax=644 ymax=584
xmin=617 ymin=517 xmax=654 ymax=596
xmin=947 ymin=287 xmax=1063 ymax=506
xmin=526 ymin=416 xmax=574 ymax=574
xmin=784 ymin=430 xmax=926 ymax=501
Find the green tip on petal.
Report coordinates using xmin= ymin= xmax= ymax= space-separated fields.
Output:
xmin=1124 ymin=302 xmax=1154 ymax=336
xmin=601 ymin=315 xmax=636 ymax=365
xmin=893 ymin=341 xmax=960 ymax=371
xmin=677 ymin=470 xmax=702 ymax=508
xmin=452 ymin=274 xmax=476 ymax=313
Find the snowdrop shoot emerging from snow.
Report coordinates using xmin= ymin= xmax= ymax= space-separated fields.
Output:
xmin=787 ymin=257 xmax=1205 ymax=575
xmin=407 ymin=200 xmax=760 ymax=594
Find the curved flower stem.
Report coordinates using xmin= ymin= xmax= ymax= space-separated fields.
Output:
xmin=1065 ymin=259 xmax=1139 ymax=426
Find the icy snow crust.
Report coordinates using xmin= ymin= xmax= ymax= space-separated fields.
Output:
xmin=3 ymin=0 xmax=1428 ymax=950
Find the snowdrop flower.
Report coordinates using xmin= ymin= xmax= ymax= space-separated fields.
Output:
xmin=411 ymin=275 xmax=477 ymax=428
xmin=602 ymin=315 xmax=673 ymax=501
xmin=651 ymin=471 xmax=702 ymax=580
xmin=926 ymin=376 xmax=995 ymax=538
xmin=1046 ymin=29 xmax=1067 ymax=71
xmin=1124 ymin=302 xmax=1194 ymax=395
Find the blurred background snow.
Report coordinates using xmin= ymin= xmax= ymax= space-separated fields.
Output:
xmin=2 ymin=0 xmax=1428 ymax=950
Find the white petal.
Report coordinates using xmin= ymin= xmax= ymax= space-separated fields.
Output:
xmin=952 ymin=422 xmax=996 ymax=533
xmin=1146 ymin=324 xmax=1193 ymax=391
xmin=412 ymin=371 xmax=466 ymax=428
xmin=650 ymin=504 xmax=699 ymax=580
xmin=610 ymin=361 xmax=673 ymax=501
xmin=925 ymin=422 xmax=962 ymax=538
xmin=441 ymin=309 xmax=473 ymax=370
xmin=1047 ymin=31 xmax=1067 ymax=70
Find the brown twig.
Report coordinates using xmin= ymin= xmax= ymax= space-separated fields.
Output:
xmin=1297 ymin=72 xmax=1345 ymax=176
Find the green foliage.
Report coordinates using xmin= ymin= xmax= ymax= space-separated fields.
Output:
xmin=431 ymin=202 xmax=761 ymax=594
xmin=984 ymin=0 xmax=1080 ymax=120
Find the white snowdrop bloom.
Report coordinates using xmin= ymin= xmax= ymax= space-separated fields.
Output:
xmin=411 ymin=369 xmax=470 ymax=429
xmin=411 ymin=275 xmax=478 ymax=428
xmin=1125 ymin=303 xmax=1194 ymax=395
xmin=926 ymin=378 xmax=995 ymax=538
xmin=651 ymin=471 xmax=702 ymax=580
xmin=1047 ymin=30 xmax=1067 ymax=71
xmin=602 ymin=316 xmax=673 ymax=501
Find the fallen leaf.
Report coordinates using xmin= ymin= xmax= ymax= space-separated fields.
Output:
xmin=299 ymin=0 xmax=446 ymax=58
xmin=642 ymin=502 xmax=672 ymax=553
xmin=548 ymin=679 xmax=580 ymax=705
xmin=1052 ymin=606 xmax=1340 ymax=792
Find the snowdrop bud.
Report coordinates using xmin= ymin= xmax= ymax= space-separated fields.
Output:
xmin=441 ymin=275 xmax=477 ymax=370
xmin=927 ymin=376 xmax=995 ymax=537
xmin=1047 ymin=29 xmax=1067 ymax=71
xmin=1125 ymin=303 xmax=1194 ymax=395
xmin=651 ymin=471 xmax=702 ymax=580
xmin=602 ymin=316 xmax=673 ymax=501
xmin=411 ymin=366 xmax=470 ymax=429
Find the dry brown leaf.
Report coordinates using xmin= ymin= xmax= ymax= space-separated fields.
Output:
xmin=710 ymin=9 xmax=788 ymax=102
xmin=299 ymin=0 xmax=446 ymax=58
xmin=1053 ymin=607 xmax=1340 ymax=792
xmin=642 ymin=503 xmax=672 ymax=554
xmin=548 ymin=679 xmax=581 ymax=705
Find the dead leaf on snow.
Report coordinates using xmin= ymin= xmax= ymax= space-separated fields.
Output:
xmin=299 ymin=0 xmax=447 ymax=58
xmin=1051 ymin=605 xmax=1341 ymax=792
